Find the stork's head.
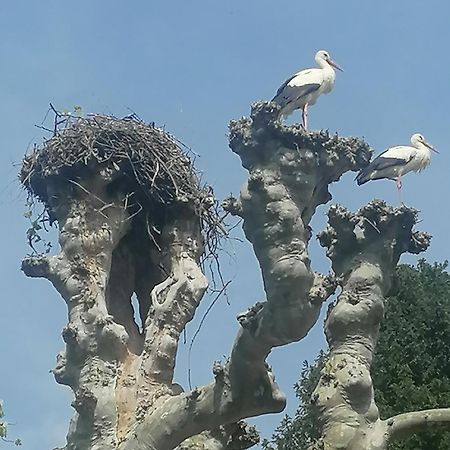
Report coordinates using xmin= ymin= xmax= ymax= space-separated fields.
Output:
xmin=411 ymin=133 xmax=438 ymax=153
xmin=315 ymin=50 xmax=343 ymax=72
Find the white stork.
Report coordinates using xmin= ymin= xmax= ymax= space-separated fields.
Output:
xmin=356 ymin=133 xmax=438 ymax=198
xmin=272 ymin=50 xmax=343 ymax=129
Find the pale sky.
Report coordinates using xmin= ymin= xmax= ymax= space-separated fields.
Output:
xmin=1 ymin=1 xmax=449 ymax=448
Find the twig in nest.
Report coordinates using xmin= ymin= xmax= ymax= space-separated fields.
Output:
xmin=150 ymin=160 xmax=160 ymax=188
xmin=98 ymin=202 xmax=116 ymax=213
xmin=145 ymin=214 xmax=162 ymax=252
xmin=67 ymin=179 xmax=107 ymax=205
xmin=34 ymin=124 xmax=54 ymax=134
xmin=49 ymin=103 xmax=61 ymax=135
xmin=124 ymin=203 xmax=143 ymax=222
xmin=122 ymin=192 xmax=134 ymax=210
xmin=361 ymin=217 xmax=381 ymax=234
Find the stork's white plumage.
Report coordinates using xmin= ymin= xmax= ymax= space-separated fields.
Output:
xmin=356 ymin=133 xmax=438 ymax=196
xmin=272 ymin=50 xmax=343 ymax=129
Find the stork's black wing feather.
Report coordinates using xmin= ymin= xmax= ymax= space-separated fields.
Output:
xmin=272 ymin=84 xmax=320 ymax=108
xmin=272 ymin=71 xmax=320 ymax=108
xmin=355 ymin=154 xmax=414 ymax=185
xmin=368 ymin=155 xmax=413 ymax=171
xmin=273 ymin=73 xmax=298 ymax=99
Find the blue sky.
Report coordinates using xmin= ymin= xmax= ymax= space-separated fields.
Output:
xmin=1 ymin=1 xmax=449 ymax=448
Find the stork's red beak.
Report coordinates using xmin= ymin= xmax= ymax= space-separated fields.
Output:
xmin=328 ymin=59 xmax=344 ymax=72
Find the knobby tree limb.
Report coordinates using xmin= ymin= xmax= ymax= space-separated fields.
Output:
xmin=308 ymin=201 xmax=449 ymax=450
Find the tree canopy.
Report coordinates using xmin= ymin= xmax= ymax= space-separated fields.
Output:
xmin=264 ymin=261 xmax=450 ymax=450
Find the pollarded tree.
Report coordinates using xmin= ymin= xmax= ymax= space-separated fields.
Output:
xmin=264 ymin=261 xmax=450 ymax=450
xmin=18 ymin=103 xmax=449 ymax=450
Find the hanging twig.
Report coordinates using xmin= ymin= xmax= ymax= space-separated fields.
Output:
xmin=187 ymin=280 xmax=232 ymax=390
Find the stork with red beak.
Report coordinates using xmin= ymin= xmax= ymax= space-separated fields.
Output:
xmin=272 ymin=50 xmax=343 ymax=129
xmin=356 ymin=133 xmax=438 ymax=200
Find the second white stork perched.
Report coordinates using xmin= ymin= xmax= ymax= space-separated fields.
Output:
xmin=356 ymin=133 xmax=438 ymax=195
xmin=272 ymin=50 xmax=343 ymax=129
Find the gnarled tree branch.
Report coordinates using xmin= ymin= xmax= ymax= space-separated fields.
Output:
xmin=310 ymin=201 xmax=432 ymax=450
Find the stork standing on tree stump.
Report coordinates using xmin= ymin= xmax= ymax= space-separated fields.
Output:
xmin=271 ymin=50 xmax=343 ymax=129
xmin=356 ymin=133 xmax=438 ymax=202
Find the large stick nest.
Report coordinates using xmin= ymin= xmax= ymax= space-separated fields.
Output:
xmin=20 ymin=113 xmax=224 ymax=254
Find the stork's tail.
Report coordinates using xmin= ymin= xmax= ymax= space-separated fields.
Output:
xmin=355 ymin=169 xmax=370 ymax=186
xmin=271 ymin=94 xmax=287 ymax=109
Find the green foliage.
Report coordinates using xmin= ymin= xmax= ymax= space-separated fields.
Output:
xmin=23 ymin=198 xmax=53 ymax=254
xmin=61 ymin=105 xmax=83 ymax=116
xmin=264 ymin=261 xmax=450 ymax=449
xmin=73 ymin=105 xmax=83 ymax=115
xmin=372 ymin=260 xmax=450 ymax=450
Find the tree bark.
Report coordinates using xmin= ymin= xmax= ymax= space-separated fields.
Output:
xmin=22 ymin=172 xmax=208 ymax=449
xmin=385 ymin=408 xmax=450 ymax=441
xmin=309 ymin=201 xmax=444 ymax=450
xmin=176 ymin=422 xmax=259 ymax=450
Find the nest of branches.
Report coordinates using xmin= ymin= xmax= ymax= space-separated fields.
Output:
xmin=20 ymin=112 xmax=225 ymax=258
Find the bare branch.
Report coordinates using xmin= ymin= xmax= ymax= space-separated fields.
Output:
xmin=385 ymin=408 xmax=450 ymax=441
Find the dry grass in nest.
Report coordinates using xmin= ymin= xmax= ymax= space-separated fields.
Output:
xmin=20 ymin=112 xmax=226 ymax=258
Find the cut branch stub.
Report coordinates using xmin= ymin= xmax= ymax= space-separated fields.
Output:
xmin=318 ymin=200 xmax=432 ymax=276
xmin=229 ymin=101 xmax=371 ymax=177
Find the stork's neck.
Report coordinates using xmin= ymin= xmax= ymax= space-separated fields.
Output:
xmin=317 ymin=58 xmax=336 ymax=87
xmin=416 ymin=142 xmax=432 ymax=156
xmin=316 ymin=57 xmax=334 ymax=71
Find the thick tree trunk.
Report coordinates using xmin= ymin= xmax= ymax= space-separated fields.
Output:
xmin=23 ymin=174 xmax=208 ymax=450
